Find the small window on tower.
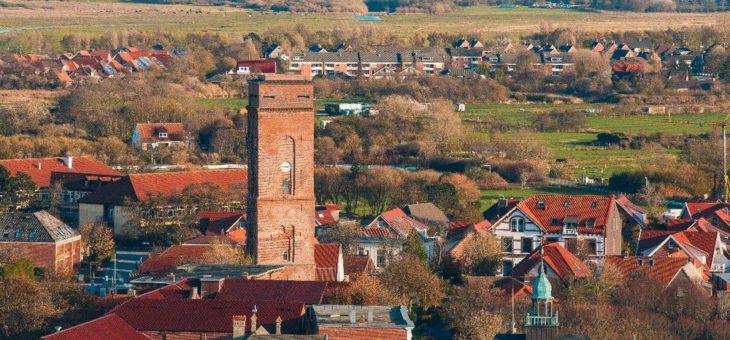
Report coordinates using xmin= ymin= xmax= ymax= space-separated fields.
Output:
xmin=282 ymin=251 xmax=289 ymax=261
xmin=282 ymin=178 xmax=291 ymax=194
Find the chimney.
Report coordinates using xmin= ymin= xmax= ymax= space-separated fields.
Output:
xmin=232 ymin=315 xmax=246 ymax=339
xmin=62 ymin=156 xmax=73 ymax=169
xmin=275 ymin=316 xmax=282 ymax=335
xmin=367 ymin=310 xmax=373 ymax=322
xmin=250 ymin=307 xmax=258 ymax=333
xmin=349 ymin=310 xmax=356 ymax=324
xmin=37 ymin=162 xmax=42 ymax=170
xmin=190 ymin=287 xmax=200 ymax=299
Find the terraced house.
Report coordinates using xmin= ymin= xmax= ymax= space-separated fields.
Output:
xmin=289 ymin=47 xmax=446 ymax=80
xmin=487 ymin=195 xmax=646 ymax=275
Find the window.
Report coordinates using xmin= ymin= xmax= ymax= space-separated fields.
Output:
xmin=502 ymin=261 xmax=513 ymax=275
xmin=587 ymin=240 xmax=597 ymax=255
xmin=585 ymin=218 xmax=595 ymax=228
xmin=14 ymin=230 xmax=21 ymax=239
xmin=522 ymin=238 xmax=533 ymax=253
xmin=377 ymin=250 xmax=386 ymax=268
xmin=510 ymin=217 xmax=525 ymax=232
xmin=546 ymin=237 xmax=559 ymax=244
xmin=2 ymin=231 xmax=8 ymax=238
xmin=283 ymin=251 xmax=289 ymax=261
xmin=28 ymin=230 xmax=37 ymax=240
xmin=591 ymin=201 xmax=598 ymax=208
xmin=158 ymin=132 xmax=168 ymax=138
xmin=502 ymin=238 xmax=513 ymax=253
xmin=563 ymin=200 xmax=570 ymax=208
xmin=281 ymin=178 xmax=291 ymax=195
xmin=536 ymin=200 xmax=546 ymax=209
xmin=358 ymin=247 xmax=365 ymax=256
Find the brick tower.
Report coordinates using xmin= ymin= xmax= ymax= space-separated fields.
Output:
xmin=246 ymin=74 xmax=316 ymax=280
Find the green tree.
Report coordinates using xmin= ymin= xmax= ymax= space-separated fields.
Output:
xmin=0 ymin=258 xmax=36 ymax=279
xmin=402 ymin=229 xmax=427 ymax=261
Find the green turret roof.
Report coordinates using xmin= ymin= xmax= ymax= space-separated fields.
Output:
xmin=532 ymin=260 xmax=553 ymax=301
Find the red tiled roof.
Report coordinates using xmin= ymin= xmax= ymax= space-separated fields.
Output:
xmin=226 ymin=229 xmax=247 ymax=245
xmin=42 ymin=314 xmax=149 ymax=340
xmin=112 ymin=299 xmax=306 ymax=334
xmin=443 ymin=220 xmax=491 ymax=258
xmin=198 ymin=211 xmax=246 ymax=235
xmin=78 ymin=169 xmax=248 ymax=205
xmin=683 ymin=231 xmax=719 ymax=270
xmin=139 ymin=245 xmax=208 ymax=274
xmin=685 ymin=202 xmax=719 ymax=217
xmin=134 ymin=122 xmax=186 ymax=143
xmin=136 ymin=279 xmax=194 ymax=301
xmin=0 ymin=156 xmax=120 ymax=188
xmin=605 ymin=256 xmax=690 ymax=288
xmin=315 ymin=205 xmax=340 ymax=226
xmin=235 ymin=59 xmax=277 ymax=73
xmin=507 ymin=195 xmax=618 ymax=235
xmin=465 ymin=276 xmax=532 ymax=298
xmin=183 ymin=234 xmax=238 ymax=246
xmin=315 ymin=243 xmax=341 ymax=281
xmin=360 ymin=227 xmax=392 ymax=238
xmin=216 ymin=279 xmax=328 ymax=305
xmin=638 ymin=228 xmax=680 ymax=251
xmin=366 ymin=208 xmax=428 ymax=238
xmin=511 ymin=243 xmax=592 ymax=281
xmin=344 ymin=255 xmax=375 ymax=276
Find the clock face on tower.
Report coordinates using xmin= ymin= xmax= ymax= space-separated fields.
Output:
xmin=280 ymin=162 xmax=292 ymax=173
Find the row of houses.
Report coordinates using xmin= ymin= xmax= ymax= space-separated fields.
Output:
xmin=1 ymin=47 xmax=182 ymax=86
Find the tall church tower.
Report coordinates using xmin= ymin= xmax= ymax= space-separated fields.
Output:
xmin=246 ymin=74 xmax=316 ymax=280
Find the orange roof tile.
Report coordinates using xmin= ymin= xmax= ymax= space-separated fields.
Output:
xmin=507 ymin=195 xmax=619 ymax=235
xmin=78 ymin=169 xmax=247 ymax=205
xmin=0 ymin=156 xmax=120 ymax=188
xmin=605 ymin=256 xmax=691 ymax=288
xmin=42 ymin=314 xmax=150 ymax=340
xmin=511 ymin=243 xmax=592 ymax=281
xmin=134 ymin=122 xmax=186 ymax=143
xmin=139 ymin=245 xmax=208 ymax=274
xmin=315 ymin=243 xmax=341 ymax=281
xmin=344 ymin=255 xmax=376 ymax=276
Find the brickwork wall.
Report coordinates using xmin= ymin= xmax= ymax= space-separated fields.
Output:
xmin=247 ymin=78 xmax=316 ymax=281
xmin=318 ymin=326 xmax=407 ymax=340
xmin=0 ymin=238 xmax=80 ymax=273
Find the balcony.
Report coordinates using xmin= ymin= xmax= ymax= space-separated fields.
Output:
xmin=711 ymin=263 xmax=725 ymax=272
xmin=525 ymin=313 xmax=559 ymax=327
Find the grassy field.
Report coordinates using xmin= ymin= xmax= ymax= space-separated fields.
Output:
xmin=0 ymin=2 xmax=725 ymax=50
xmin=460 ymin=103 xmax=726 ymax=178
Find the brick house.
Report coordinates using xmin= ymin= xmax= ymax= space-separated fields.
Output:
xmin=487 ymin=195 xmax=644 ymax=275
xmin=77 ymin=169 xmax=248 ymax=236
xmin=131 ymin=122 xmax=188 ymax=150
xmin=229 ymin=59 xmax=277 ymax=75
xmin=0 ymin=210 xmax=81 ymax=273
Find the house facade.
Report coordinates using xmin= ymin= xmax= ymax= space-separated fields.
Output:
xmin=131 ymin=122 xmax=188 ymax=150
xmin=357 ymin=208 xmax=439 ymax=269
xmin=488 ymin=195 xmax=639 ymax=275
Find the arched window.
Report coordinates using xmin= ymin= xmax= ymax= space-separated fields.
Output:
xmin=510 ymin=217 xmax=525 ymax=232
xmin=278 ymin=136 xmax=295 ymax=195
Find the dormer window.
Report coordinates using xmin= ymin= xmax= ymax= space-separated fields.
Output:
xmin=712 ymin=217 xmax=719 ymax=225
xmin=158 ymin=132 xmax=168 ymax=138
xmin=591 ymin=201 xmax=598 ymax=208
xmin=563 ymin=200 xmax=570 ymax=208
xmin=28 ymin=230 xmax=37 ymax=240
xmin=637 ymin=258 xmax=643 ymax=266
xmin=537 ymin=200 xmax=546 ymax=209
xmin=585 ymin=218 xmax=595 ymax=228
xmin=510 ymin=217 xmax=525 ymax=232
xmin=668 ymin=239 xmax=678 ymax=250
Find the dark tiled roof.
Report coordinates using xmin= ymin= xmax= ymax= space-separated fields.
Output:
xmin=112 ymin=299 xmax=306 ymax=334
xmin=42 ymin=314 xmax=150 ymax=340
xmin=0 ymin=211 xmax=79 ymax=243
xmin=198 ymin=211 xmax=246 ymax=235
xmin=403 ymin=202 xmax=449 ymax=225
xmin=216 ymin=279 xmax=328 ymax=305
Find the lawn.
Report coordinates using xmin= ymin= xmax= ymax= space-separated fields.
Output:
xmin=0 ymin=2 xmax=725 ymax=51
